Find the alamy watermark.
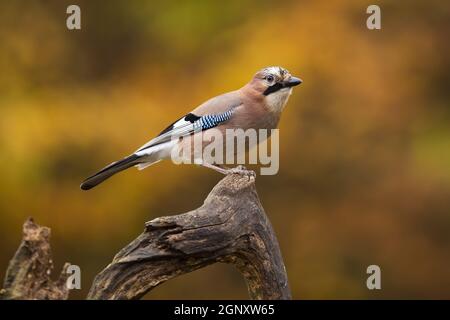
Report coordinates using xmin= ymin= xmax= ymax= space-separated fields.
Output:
xmin=66 ymin=264 xmax=81 ymax=290
xmin=170 ymin=128 xmax=280 ymax=175
xmin=66 ymin=5 xmax=81 ymax=30
xmin=66 ymin=4 xmax=381 ymax=31
xmin=366 ymin=265 xmax=381 ymax=290
xmin=366 ymin=5 xmax=381 ymax=30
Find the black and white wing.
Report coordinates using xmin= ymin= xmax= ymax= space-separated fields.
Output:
xmin=80 ymin=103 xmax=238 ymax=190
xmin=135 ymin=107 xmax=236 ymax=154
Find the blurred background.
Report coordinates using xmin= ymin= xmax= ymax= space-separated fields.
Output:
xmin=0 ymin=0 xmax=449 ymax=299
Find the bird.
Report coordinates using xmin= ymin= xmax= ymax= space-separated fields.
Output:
xmin=80 ymin=66 xmax=302 ymax=190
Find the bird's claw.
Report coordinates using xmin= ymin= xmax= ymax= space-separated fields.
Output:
xmin=226 ymin=165 xmax=256 ymax=178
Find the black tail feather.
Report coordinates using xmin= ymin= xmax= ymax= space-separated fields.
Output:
xmin=80 ymin=154 xmax=141 ymax=190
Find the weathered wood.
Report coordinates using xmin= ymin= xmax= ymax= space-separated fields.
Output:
xmin=1 ymin=172 xmax=291 ymax=300
xmin=0 ymin=218 xmax=70 ymax=300
xmin=88 ymin=173 xmax=291 ymax=300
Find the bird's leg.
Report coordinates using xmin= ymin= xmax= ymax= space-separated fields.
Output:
xmin=199 ymin=162 xmax=255 ymax=177
xmin=198 ymin=162 xmax=230 ymax=175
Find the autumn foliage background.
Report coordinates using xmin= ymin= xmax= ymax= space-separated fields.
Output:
xmin=0 ymin=0 xmax=449 ymax=299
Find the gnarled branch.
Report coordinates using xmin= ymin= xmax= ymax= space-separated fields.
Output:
xmin=88 ymin=174 xmax=290 ymax=300
xmin=2 ymin=173 xmax=291 ymax=300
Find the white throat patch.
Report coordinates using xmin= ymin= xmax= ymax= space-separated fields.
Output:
xmin=265 ymin=87 xmax=293 ymax=113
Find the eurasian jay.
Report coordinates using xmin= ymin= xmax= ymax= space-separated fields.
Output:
xmin=81 ymin=66 xmax=302 ymax=190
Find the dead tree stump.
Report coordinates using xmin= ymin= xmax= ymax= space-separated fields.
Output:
xmin=1 ymin=173 xmax=291 ymax=300
xmin=0 ymin=218 xmax=70 ymax=300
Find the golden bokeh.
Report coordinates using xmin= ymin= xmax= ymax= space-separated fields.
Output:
xmin=0 ymin=0 xmax=449 ymax=299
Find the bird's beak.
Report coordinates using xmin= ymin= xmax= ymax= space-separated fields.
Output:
xmin=283 ymin=76 xmax=302 ymax=87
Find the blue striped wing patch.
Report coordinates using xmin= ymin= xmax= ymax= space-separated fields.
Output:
xmin=194 ymin=108 xmax=234 ymax=131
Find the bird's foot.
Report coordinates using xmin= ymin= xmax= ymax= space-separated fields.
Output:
xmin=199 ymin=162 xmax=255 ymax=177
xmin=226 ymin=165 xmax=256 ymax=177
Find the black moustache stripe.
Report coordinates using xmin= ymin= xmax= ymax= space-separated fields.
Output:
xmin=263 ymin=82 xmax=284 ymax=96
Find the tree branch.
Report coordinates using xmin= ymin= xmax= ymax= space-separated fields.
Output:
xmin=1 ymin=173 xmax=291 ymax=300
xmin=88 ymin=173 xmax=290 ymax=300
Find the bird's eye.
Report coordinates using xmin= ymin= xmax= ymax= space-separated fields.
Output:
xmin=266 ymin=75 xmax=274 ymax=83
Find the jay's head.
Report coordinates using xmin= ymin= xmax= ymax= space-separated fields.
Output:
xmin=251 ymin=66 xmax=302 ymax=95
xmin=247 ymin=66 xmax=302 ymax=112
